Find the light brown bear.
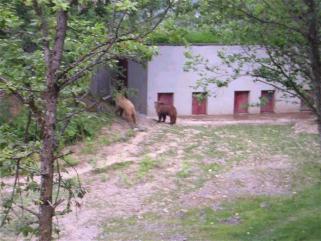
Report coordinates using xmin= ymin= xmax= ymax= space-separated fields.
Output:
xmin=115 ymin=95 xmax=137 ymax=126
xmin=154 ymin=101 xmax=177 ymax=124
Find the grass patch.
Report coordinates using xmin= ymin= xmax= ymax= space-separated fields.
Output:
xmin=138 ymin=155 xmax=158 ymax=178
xmin=177 ymin=165 xmax=191 ymax=178
xmin=163 ymin=148 xmax=178 ymax=158
xmin=148 ymin=30 xmax=241 ymax=44
xmin=201 ymin=162 xmax=221 ymax=174
xmin=97 ymin=185 xmax=321 ymax=240
xmin=61 ymin=155 xmax=80 ymax=167
xmin=98 ymin=136 xmax=111 ymax=146
xmin=81 ymin=128 xmax=136 ymax=155
xmin=98 ymin=212 xmax=182 ymax=241
xmin=183 ymin=143 xmax=200 ymax=154
xmin=99 ymin=174 xmax=108 ymax=182
xmin=95 ymin=124 xmax=320 ymax=241
xmin=181 ymin=185 xmax=321 ymax=241
xmin=81 ymin=139 xmax=96 ymax=154
xmin=92 ymin=161 xmax=133 ymax=174
xmin=61 ymin=112 xmax=114 ymax=145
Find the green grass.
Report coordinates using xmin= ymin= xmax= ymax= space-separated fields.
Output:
xmin=195 ymin=125 xmax=320 ymax=183
xmin=61 ymin=155 xmax=80 ymax=168
xmin=99 ymin=173 xmax=108 ymax=182
xmin=81 ymin=139 xmax=96 ymax=154
xmin=61 ymin=112 xmax=114 ymax=145
xmin=81 ymin=129 xmax=136 ymax=155
xmin=148 ymin=30 xmax=245 ymax=44
xmin=96 ymin=124 xmax=320 ymax=240
xmin=184 ymin=31 xmax=222 ymax=43
xmin=182 ymin=185 xmax=321 ymax=241
xmin=201 ymin=162 xmax=222 ymax=173
xmin=176 ymin=160 xmax=192 ymax=178
xmin=64 ymin=156 xmax=80 ymax=167
xmin=138 ymin=155 xmax=159 ymax=178
xmin=92 ymin=161 xmax=133 ymax=174
xmin=98 ymin=185 xmax=321 ymax=241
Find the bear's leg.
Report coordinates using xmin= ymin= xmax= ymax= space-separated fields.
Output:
xmin=170 ymin=114 xmax=176 ymax=124
xmin=131 ymin=113 xmax=136 ymax=125
xmin=162 ymin=114 xmax=166 ymax=122
xmin=115 ymin=107 xmax=124 ymax=116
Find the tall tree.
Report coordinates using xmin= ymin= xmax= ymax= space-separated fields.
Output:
xmin=0 ymin=0 xmax=173 ymax=240
xmin=187 ymin=0 xmax=321 ymax=144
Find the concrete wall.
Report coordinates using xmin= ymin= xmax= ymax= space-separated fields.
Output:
xmin=128 ymin=60 xmax=148 ymax=114
xmin=147 ymin=46 xmax=301 ymax=116
xmin=90 ymin=65 xmax=112 ymax=98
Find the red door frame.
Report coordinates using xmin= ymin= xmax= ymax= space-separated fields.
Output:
xmin=234 ymin=91 xmax=249 ymax=114
xmin=192 ymin=92 xmax=207 ymax=115
xmin=157 ymin=93 xmax=174 ymax=105
xmin=260 ymin=90 xmax=275 ymax=113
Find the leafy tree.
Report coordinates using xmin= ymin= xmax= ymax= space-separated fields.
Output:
xmin=186 ymin=0 xmax=321 ymax=144
xmin=0 ymin=0 xmax=173 ymax=240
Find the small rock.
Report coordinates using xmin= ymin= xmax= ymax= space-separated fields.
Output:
xmin=120 ymin=133 xmax=128 ymax=141
xmin=221 ymin=215 xmax=241 ymax=225
xmin=135 ymin=126 xmax=147 ymax=132
xmin=260 ymin=202 xmax=269 ymax=208
xmin=176 ymin=211 xmax=186 ymax=218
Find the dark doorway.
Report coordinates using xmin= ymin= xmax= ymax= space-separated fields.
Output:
xmin=114 ymin=59 xmax=128 ymax=89
xmin=234 ymin=91 xmax=249 ymax=113
xmin=192 ymin=92 xmax=207 ymax=115
xmin=158 ymin=93 xmax=174 ymax=105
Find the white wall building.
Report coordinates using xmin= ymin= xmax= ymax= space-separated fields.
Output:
xmin=127 ymin=45 xmax=304 ymax=116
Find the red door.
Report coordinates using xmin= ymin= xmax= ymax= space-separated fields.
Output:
xmin=192 ymin=93 xmax=207 ymax=115
xmin=234 ymin=91 xmax=249 ymax=113
xmin=158 ymin=93 xmax=174 ymax=105
xmin=260 ymin=90 xmax=274 ymax=113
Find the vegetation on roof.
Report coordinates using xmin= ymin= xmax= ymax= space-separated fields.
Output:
xmin=148 ymin=29 xmax=259 ymax=45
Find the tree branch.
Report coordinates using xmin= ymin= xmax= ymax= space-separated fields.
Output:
xmin=32 ymin=0 xmax=51 ymax=66
xmin=237 ymin=0 xmax=304 ymax=35
xmin=56 ymin=0 xmax=173 ymax=83
xmin=17 ymin=205 xmax=40 ymax=218
xmin=0 ymin=75 xmax=44 ymax=127
xmin=0 ymin=159 xmax=20 ymax=227
xmin=53 ymin=10 xmax=68 ymax=73
xmin=59 ymin=51 xmax=116 ymax=89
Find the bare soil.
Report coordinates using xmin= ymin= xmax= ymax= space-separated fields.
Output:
xmin=56 ymin=113 xmax=317 ymax=241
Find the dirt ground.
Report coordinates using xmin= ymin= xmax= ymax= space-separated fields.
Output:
xmin=54 ymin=113 xmax=317 ymax=241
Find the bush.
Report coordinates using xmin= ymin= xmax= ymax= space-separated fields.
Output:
xmin=60 ymin=112 xmax=114 ymax=145
xmin=0 ymin=98 xmax=13 ymax=124
xmin=0 ymin=106 xmax=114 ymax=176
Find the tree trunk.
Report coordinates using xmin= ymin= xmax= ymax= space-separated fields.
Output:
xmin=306 ymin=0 xmax=321 ymax=147
xmin=38 ymin=9 xmax=67 ymax=240
xmin=38 ymin=90 xmax=58 ymax=241
xmin=24 ymin=110 xmax=32 ymax=143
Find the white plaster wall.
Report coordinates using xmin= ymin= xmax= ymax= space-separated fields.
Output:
xmin=147 ymin=46 xmax=301 ymax=116
xmin=127 ymin=60 xmax=148 ymax=114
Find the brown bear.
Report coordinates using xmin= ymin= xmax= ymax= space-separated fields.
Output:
xmin=154 ymin=101 xmax=177 ymax=124
xmin=115 ymin=95 xmax=137 ymax=126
